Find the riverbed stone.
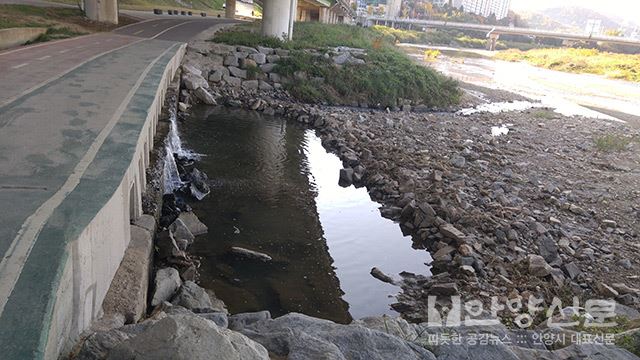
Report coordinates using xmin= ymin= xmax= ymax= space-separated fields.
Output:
xmin=237 ymin=45 xmax=258 ymax=54
xmin=353 ymin=316 xmax=418 ymax=340
xmin=339 ymin=167 xmax=354 ymax=187
xmin=249 ymin=53 xmax=267 ymax=64
xmin=260 ymin=63 xmax=276 ymax=73
xmin=182 ymin=63 xmax=202 ymax=77
xmin=266 ymin=54 xmax=280 ymax=63
xmin=182 ymin=72 xmax=208 ymax=91
xmin=193 ymin=87 xmax=216 ymax=105
xmin=233 ymin=313 xmax=435 ymax=360
xmin=171 ymin=281 xmax=213 ymax=311
xmin=169 ymin=218 xmax=195 ymax=250
xmin=151 ymin=267 xmax=182 ymax=307
xmin=228 ymin=66 xmax=247 ymax=79
xmin=198 ymin=312 xmax=229 ymax=328
xmin=223 ymin=74 xmax=242 ymax=87
xmin=370 ymin=267 xmax=396 ymax=284
xmin=256 ymin=45 xmax=274 ymax=55
xmin=178 ymin=211 xmax=208 ymax=236
xmin=528 ymin=254 xmax=552 ymax=277
xmin=240 ymin=57 xmax=257 ymax=69
xmin=106 ymin=314 xmax=269 ymax=360
xmin=439 ymin=223 xmax=466 ymax=243
xmin=208 ymin=71 xmax=222 ymax=83
xmin=223 ymin=54 xmax=239 ymax=67
xmin=258 ymin=80 xmax=273 ymax=91
xmin=242 ymin=80 xmax=259 ymax=89
xmin=228 ymin=311 xmax=272 ymax=331
xmin=230 ymin=246 xmax=272 ymax=262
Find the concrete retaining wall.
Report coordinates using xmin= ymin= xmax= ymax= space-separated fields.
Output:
xmin=42 ymin=44 xmax=187 ymax=360
xmin=0 ymin=27 xmax=47 ymax=50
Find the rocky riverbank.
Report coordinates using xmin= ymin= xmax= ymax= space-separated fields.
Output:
xmin=175 ymin=37 xmax=640 ymax=349
xmin=71 ymin=36 xmax=640 ymax=359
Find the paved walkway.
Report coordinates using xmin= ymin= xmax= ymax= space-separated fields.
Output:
xmin=0 ymin=17 xmax=233 ymax=359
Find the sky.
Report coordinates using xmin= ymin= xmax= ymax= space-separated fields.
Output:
xmin=510 ymin=0 xmax=640 ymax=22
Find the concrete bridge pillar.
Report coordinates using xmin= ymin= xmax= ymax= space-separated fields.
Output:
xmin=225 ymin=0 xmax=236 ymax=18
xmin=262 ymin=0 xmax=294 ymax=40
xmin=84 ymin=0 xmax=118 ymax=24
xmin=319 ymin=8 xmax=329 ymax=23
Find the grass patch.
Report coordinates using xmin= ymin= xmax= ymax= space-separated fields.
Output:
xmin=618 ymin=333 xmax=640 ymax=357
xmin=50 ymin=0 xmax=225 ymax=12
xmin=214 ymin=22 xmax=460 ymax=108
xmin=594 ymin=134 xmax=636 ymax=152
xmin=496 ymin=48 xmax=640 ymax=83
xmin=0 ymin=4 xmax=137 ymax=46
xmin=370 ymin=25 xmax=513 ymax=50
xmin=26 ymin=27 xmax=84 ymax=44
xmin=532 ymin=109 xmax=555 ymax=120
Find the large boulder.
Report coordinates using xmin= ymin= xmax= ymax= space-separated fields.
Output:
xmin=178 ymin=211 xmax=208 ymax=236
xmin=352 ymin=316 xmax=418 ymax=341
xmin=193 ymin=87 xmax=216 ymax=105
xmin=171 ymin=281 xmax=213 ymax=311
xmin=151 ymin=267 xmax=181 ymax=307
xmin=105 ymin=314 xmax=269 ymax=360
xmin=169 ymin=218 xmax=195 ymax=250
xmin=233 ymin=312 xmax=435 ymax=360
xmin=182 ymin=72 xmax=208 ymax=91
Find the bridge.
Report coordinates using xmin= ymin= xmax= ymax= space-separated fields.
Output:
xmin=366 ymin=17 xmax=640 ymax=50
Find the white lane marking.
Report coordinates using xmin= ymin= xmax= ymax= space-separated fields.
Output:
xmin=0 ymin=38 xmax=145 ymax=108
xmin=59 ymin=49 xmax=69 ymax=54
xmin=133 ymin=30 xmax=145 ymax=35
xmin=151 ymin=20 xmax=196 ymax=39
xmin=112 ymin=18 xmax=158 ymax=32
xmin=37 ymin=55 xmax=51 ymax=61
xmin=0 ymin=42 xmax=178 ymax=317
xmin=152 ymin=23 xmax=159 ymax=27
xmin=11 ymin=63 xmax=29 ymax=69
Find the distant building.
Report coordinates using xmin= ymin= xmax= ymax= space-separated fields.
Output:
xmin=585 ymin=19 xmax=602 ymax=36
xmin=430 ymin=0 xmax=448 ymax=6
xmin=356 ymin=0 xmax=368 ymax=16
xmin=386 ymin=0 xmax=402 ymax=18
xmin=632 ymin=28 xmax=640 ymax=40
xmin=461 ymin=0 xmax=511 ymax=20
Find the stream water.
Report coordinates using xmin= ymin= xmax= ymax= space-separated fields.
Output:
xmin=179 ymin=106 xmax=429 ymax=322
xmin=401 ymin=43 xmax=640 ymax=124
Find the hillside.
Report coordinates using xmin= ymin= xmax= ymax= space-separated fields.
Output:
xmin=51 ymin=0 xmax=225 ymax=12
xmin=540 ymin=6 xmax=620 ymax=32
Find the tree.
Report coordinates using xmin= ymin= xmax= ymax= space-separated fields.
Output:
xmin=604 ymin=29 xmax=624 ymax=37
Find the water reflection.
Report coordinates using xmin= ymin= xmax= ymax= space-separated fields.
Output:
xmin=180 ymin=106 xmax=429 ymax=322
xmin=305 ymin=134 xmax=430 ymax=319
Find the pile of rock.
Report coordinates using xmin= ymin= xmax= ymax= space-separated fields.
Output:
xmin=179 ymin=62 xmax=640 ymax=325
xmin=156 ymin=203 xmax=208 ymax=281
xmin=75 ymin=304 xmax=640 ymax=359
xmin=177 ymin=41 xmax=374 ymax=112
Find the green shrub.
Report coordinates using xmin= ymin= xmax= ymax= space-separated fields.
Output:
xmin=496 ymin=48 xmax=640 ymax=82
xmin=214 ymin=22 xmax=461 ymax=108
xmin=594 ymin=134 xmax=636 ymax=152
